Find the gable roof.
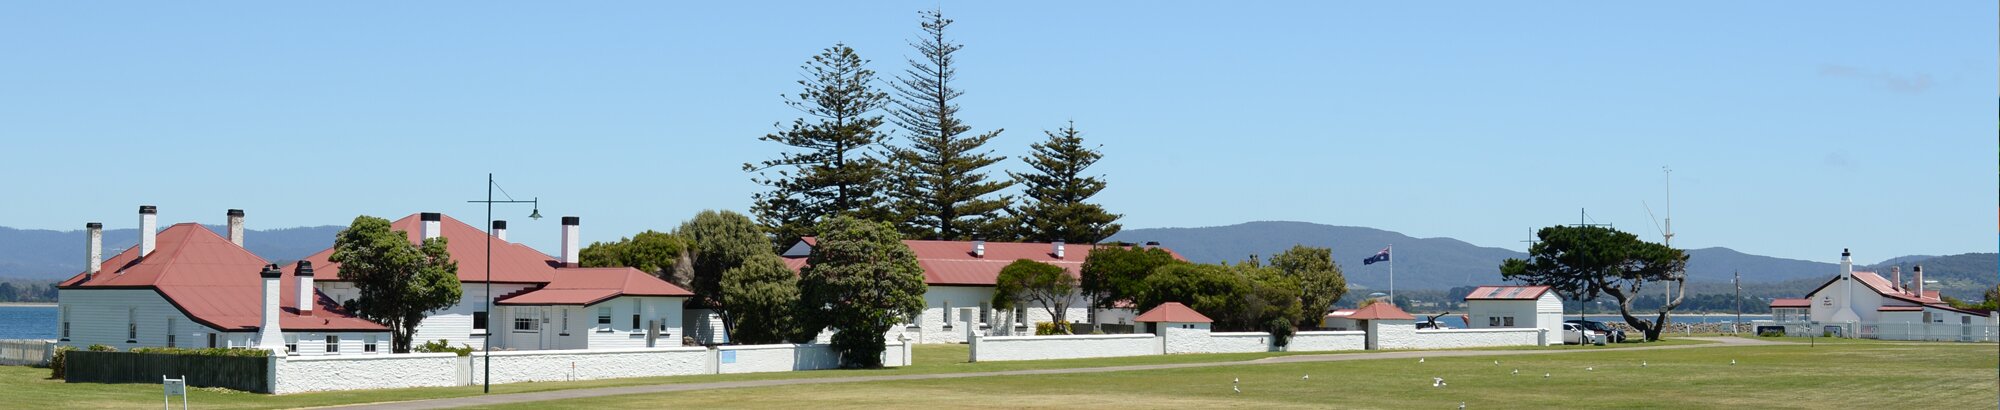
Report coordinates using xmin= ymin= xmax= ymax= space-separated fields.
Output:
xmin=1803 ymin=270 xmax=1989 ymax=317
xmin=496 ymin=267 xmax=692 ymax=306
xmin=292 ymin=213 xmax=562 ymax=284
xmin=1769 ymin=298 xmax=1810 ymax=308
xmin=1346 ymin=302 xmax=1416 ymax=320
xmin=1134 ymin=302 xmax=1211 ymax=323
xmin=59 ymin=223 xmax=386 ymax=332
xmin=1464 ymin=285 xmax=1553 ymax=301
xmin=785 ymin=238 xmax=1187 ymax=286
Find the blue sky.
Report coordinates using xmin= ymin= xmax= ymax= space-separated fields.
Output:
xmin=1 ymin=2 xmax=1992 ymax=264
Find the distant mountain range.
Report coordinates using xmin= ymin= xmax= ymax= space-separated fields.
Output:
xmin=1107 ymin=221 xmax=1996 ymax=299
xmin=4 ymin=220 xmax=1991 ymax=300
xmin=0 ymin=225 xmax=343 ymax=279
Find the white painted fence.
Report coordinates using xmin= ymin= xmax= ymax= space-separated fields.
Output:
xmin=1858 ymin=322 xmax=2000 ymax=342
xmin=0 ymin=339 xmax=55 ymax=366
xmin=972 ymin=334 xmax=1160 ymax=362
xmin=272 ymin=342 xmax=910 ymax=394
xmin=1288 ymin=331 xmax=1366 ymax=352
xmin=1378 ymin=328 xmax=1545 ymax=350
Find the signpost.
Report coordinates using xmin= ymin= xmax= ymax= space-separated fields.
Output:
xmin=162 ymin=375 xmax=188 ymax=410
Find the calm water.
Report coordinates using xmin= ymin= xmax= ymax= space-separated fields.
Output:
xmin=0 ymin=306 xmax=57 ymax=340
xmin=1417 ymin=314 xmax=1774 ymax=329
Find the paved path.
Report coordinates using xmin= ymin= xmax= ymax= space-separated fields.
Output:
xmin=324 ymin=337 xmax=1785 ymax=410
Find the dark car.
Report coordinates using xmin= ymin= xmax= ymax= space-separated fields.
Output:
xmin=1565 ymin=319 xmax=1627 ymax=343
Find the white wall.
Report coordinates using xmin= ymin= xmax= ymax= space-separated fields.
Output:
xmin=1468 ymin=300 xmax=1535 ymax=329
xmin=274 ymin=353 xmax=462 ymax=394
xmin=405 ymin=283 xmax=535 ymax=351
xmin=1379 ymin=328 xmax=1543 ymax=350
xmin=902 ymin=286 xmax=994 ymax=344
xmin=1165 ymin=326 xmax=1269 ymax=354
xmin=59 ymin=289 xmax=214 ymax=350
xmin=1368 ymin=319 xmax=1418 ymax=350
xmin=715 ymin=342 xmax=908 ymax=373
xmin=471 ymin=347 xmax=712 ymax=384
xmin=1288 ymin=331 xmax=1366 ymax=352
xmin=581 ymin=297 xmax=685 ymax=350
xmin=971 ymin=334 xmax=1160 ymax=362
xmin=282 ymin=331 xmax=392 ymax=356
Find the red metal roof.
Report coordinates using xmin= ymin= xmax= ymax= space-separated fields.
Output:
xmin=1346 ymin=302 xmax=1416 ymax=320
xmin=293 ymin=213 xmax=561 ymax=284
xmin=1134 ymin=302 xmax=1212 ymax=323
xmin=786 ymin=238 xmax=1186 ymax=286
xmin=1877 ymin=306 xmax=1923 ymax=312
xmin=1769 ymin=298 xmax=1810 ymax=308
xmin=1464 ymin=285 xmax=1553 ymax=300
xmin=497 ymin=267 xmax=692 ymax=306
xmin=1801 ymin=270 xmax=1988 ymax=317
xmin=59 ymin=223 xmax=386 ymax=332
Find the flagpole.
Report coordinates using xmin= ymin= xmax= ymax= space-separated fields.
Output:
xmin=1388 ymin=244 xmax=1395 ymax=304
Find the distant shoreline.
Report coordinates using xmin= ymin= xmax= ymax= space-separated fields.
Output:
xmin=0 ymin=303 xmax=55 ymax=307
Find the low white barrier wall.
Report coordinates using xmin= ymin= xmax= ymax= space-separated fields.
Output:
xmin=1382 ymin=328 xmax=1543 ymax=350
xmin=274 ymin=353 xmax=463 ymax=394
xmin=716 ymin=342 xmax=907 ymax=373
xmin=1288 ymin=331 xmax=1366 ymax=352
xmin=972 ymin=334 xmax=1159 ymax=362
xmin=0 ymin=339 xmax=54 ymax=366
xmin=1166 ymin=328 xmax=1271 ymax=354
xmin=471 ymin=347 xmax=714 ymax=385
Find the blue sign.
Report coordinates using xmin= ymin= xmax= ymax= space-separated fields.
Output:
xmin=720 ymin=350 xmax=736 ymax=364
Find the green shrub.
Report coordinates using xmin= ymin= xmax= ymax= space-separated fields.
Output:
xmin=1758 ymin=329 xmax=1785 ymax=337
xmin=48 ymin=346 xmax=74 ymax=379
xmin=414 ymin=339 xmax=474 ymax=356
xmin=1035 ymin=322 xmax=1074 ymax=335
xmin=84 ymin=344 xmax=116 ymax=352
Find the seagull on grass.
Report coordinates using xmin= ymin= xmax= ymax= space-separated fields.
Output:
xmin=1511 ymin=369 xmax=1519 ymax=376
xmin=1641 ymin=361 xmax=1648 ymax=368
xmin=1419 ymin=358 xmax=1426 ymax=363
xmin=1301 ymin=374 xmax=1310 ymax=381
xmin=1459 ymin=402 xmax=1467 ymax=409
xmin=1432 ymin=377 xmax=1447 ymax=387
xmin=1586 ymin=367 xmax=1594 ymax=371
xmin=1730 ymin=359 xmax=1737 ymax=365
xmin=1493 ymin=360 xmax=1500 ymax=366
xmin=1543 ymin=373 xmax=1551 ymax=379
xmin=1233 ymin=385 xmax=1241 ymax=394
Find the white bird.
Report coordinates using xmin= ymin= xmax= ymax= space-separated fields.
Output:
xmin=1233 ymin=385 xmax=1241 ymax=394
xmin=1730 ymin=359 xmax=1737 ymax=365
xmin=1459 ymin=402 xmax=1467 ymax=410
xmin=1511 ymin=369 xmax=1519 ymax=376
xmin=1493 ymin=360 xmax=1500 ymax=366
xmin=1233 ymin=377 xmax=1240 ymax=384
xmin=1641 ymin=361 xmax=1648 ymax=368
xmin=1432 ymin=377 xmax=1446 ymax=387
xmin=1544 ymin=373 xmax=1551 ymax=379
xmin=1586 ymin=367 xmax=1594 ymax=371
xmin=1301 ymin=374 xmax=1310 ymax=381
xmin=1419 ymin=358 xmax=1426 ymax=363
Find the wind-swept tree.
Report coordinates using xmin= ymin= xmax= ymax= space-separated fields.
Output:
xmin=1500 ymin=225 xmax=1688 ymax=341
xmin=797 ymin=216 xmax=926 ymax=368
xmin=1007 ymin=121 xmax=1121 ymax=243
xmin=992 ymin=259 xmax=1078 ymax=334
xmin=330 ymin=216 xmax=462 ymax=353
xmin=885 ymin=9 xmax=1012 ymax=241
xmin=746 ymin=43 xmax=893 ymax=247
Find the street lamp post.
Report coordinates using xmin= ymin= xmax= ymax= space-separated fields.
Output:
xmin=466 ymin=173 xmax=540 ymax=394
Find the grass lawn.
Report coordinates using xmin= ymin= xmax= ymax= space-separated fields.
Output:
xmin=470 ymin=341 xmax=1999 ymax=409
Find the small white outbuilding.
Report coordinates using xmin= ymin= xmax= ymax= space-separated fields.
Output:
xmin=1464 ymin=285 xmax=1564 ymax=337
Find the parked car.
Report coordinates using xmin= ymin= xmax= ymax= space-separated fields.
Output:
xmin=1565 ymin=320 xmax=1627 ymax=343
xmin=1561 ymin=322 xmax=1603 ymax=345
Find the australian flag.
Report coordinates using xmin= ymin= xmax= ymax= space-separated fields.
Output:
xmin=1363 ymin=247 xmax=1391 ymax=265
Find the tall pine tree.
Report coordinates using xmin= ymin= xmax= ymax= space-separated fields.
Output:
xmin=745 ymin=44 xmax=892 ymax=247
xmin=885 ymin=9 xmax=1012 ymax=241
xmin=1008 ymin=121 xmax=1121 ymax=243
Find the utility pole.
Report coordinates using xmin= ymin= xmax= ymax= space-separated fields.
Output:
xmin=1734 ymin=270 xmax=1742 ymax=334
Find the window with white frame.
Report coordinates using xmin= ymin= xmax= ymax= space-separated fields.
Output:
xmin=942 ymin=302 xmax=953 ymax=329
xmin=126 ymin=308 xmax=137 ymax=342
xmin=560 ymin=310 xmax=570 ymax=335
xmin=630 ymin=300 xmax=642 ymax=331
xmin=207 ymin=333 xmax=217 ymax=348
xmin=166 ymin=318 xmax=177 ymax=347
xmin=364 ymin=335 xmax=377 ymax=353
xmin=1489 ymin=317 xmax=1501 ymax=327
xmin=60 ymin=306 xmax=69 ymax=341
xmin=1503 ymin=317 xmax=1515 ymax=327
xmin=325 ymin=335 xmax=340 ymax=353
xmin=597 ymin=306 xmax=612 ymax=325
xmin=514 ymin=317 xmax=538 ymax=332
xmin=472 ymin=311 xmax=488 ymax=331
xmin=978 ymin=302 xmax=990 ymax=324
xmin=284 ymin=334 xmax=297 ymax=353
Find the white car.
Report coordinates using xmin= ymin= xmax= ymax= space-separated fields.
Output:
xmin=1562 ymin=323 xmax=1603 ymax=345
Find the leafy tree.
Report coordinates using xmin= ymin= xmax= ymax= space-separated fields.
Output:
xmin=675 ymin=210 xmax=776 ymax=339
xmin=992 ymin=259 xmax=1078 ymax=334
xmin=1134 ymin=263 xmax=1250 ymax=329
xmin=1500 ymin=225 xmax=1688 ymax=341
xmin=797 ymin=216 xmax=926 ymax=368
xmin=1006 ymin=121 xmax=1122 ymax=243
xmin=580 ymin=230 xmax=691 ymax=285
xmin=885 ymin=9 xmax=1012 ymax=241
xmin=330 ymin=216 xmax=462 ymax=353
xmin=0 ymin=283 xmax=16 ymax=302
xmin=1268 ymin=245 xmax=1348 ymax=328
xmin=1080 ymin=245 xmax=1181 ymax=311
xmin=722 ymin=253 xmax=805 ymax=344
xmin=746 ymin=43 xmax=894 ymax=247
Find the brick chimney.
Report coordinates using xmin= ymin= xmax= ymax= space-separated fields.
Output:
xmin=420 ymin=212 xmax=442 ymax=240
xmin=85 ymin=222 xmax=102 ymax=279
xmin=138 ymin=205 xmax=158 ymax=257
xmin=561 ymin=216 xmax=580 ymax=267
xmin=227 ymin=209 xmax=245 ymax=246
xmin=295 ymin=261 xmax=315 ymax=316
xmin=491 ymin=220 xmax=508 ymax=242
xmin=257 ymin=264 xmax=285 ymax=352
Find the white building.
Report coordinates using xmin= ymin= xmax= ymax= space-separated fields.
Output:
xmin=58 ymin=207 xmax=391 ymax=355
xmin=289 ymin=213 xmax=694 ymax=350
xmin=1776 ymin=249 xmax=1994 ymax=341
xmin=1463 ymin=285 xmax=1564 ymax=337
xmin=782 ymin=238 xmax=1183 ymax=343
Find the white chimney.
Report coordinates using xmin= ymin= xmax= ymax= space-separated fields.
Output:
xmin=294 ymin=261 xmax=315 ymax=316
xmin=138 ymin=205 xmax=157 ymax=257
xmin=491 ymin=220 xmax=508 ymax=242
xmin=1053 ymin=241 xmax=1066 ymax=259
xmin=1913 ymin=264 xmax=1925 ymax=299
xmin=561 ymin=216 xmax=580 ymax=266
xmin=256 ymin=264 xmax=286 ymax=353
xmin=226 ymin=209 xmax=245 ymax=246
xmin=972 ymin=240 xmax=986 ymax=258
xmin=420 ymin=212 xmax=442 ymax=240
xmin=1890 ymin=266 xmax=1902 ymax=293
xmin=85 ymin=222 xmax=102 ymax=278
xmin=1827 ymin=248 xmax=1862 ymax=324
